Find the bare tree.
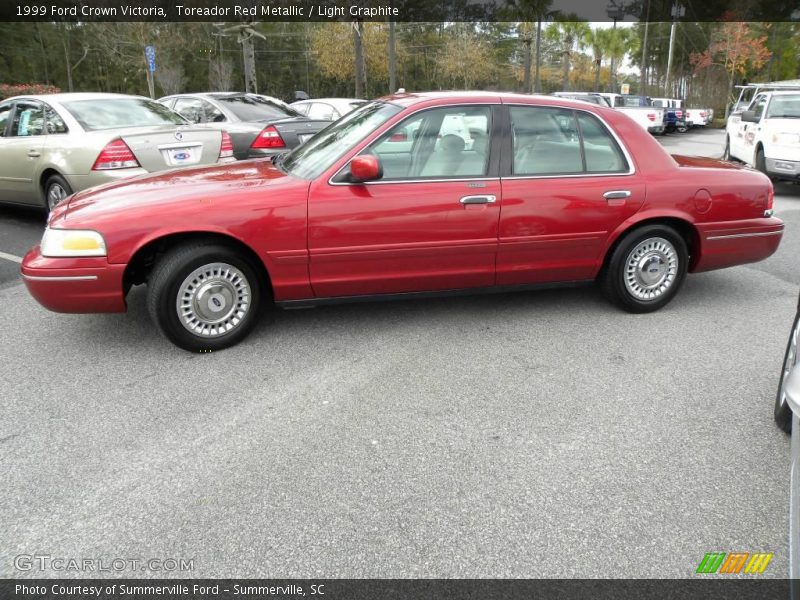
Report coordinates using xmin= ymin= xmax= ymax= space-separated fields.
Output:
xmin=155 ymin=64 xmax=187 ymax=96
xmin=208 ymin=58 xmax=234 ymax=91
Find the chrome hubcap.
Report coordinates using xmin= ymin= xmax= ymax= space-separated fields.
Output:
xmin=176 ymin=262 xmax=251 ymax=338
xmin=779 ymin=320 xmax=800 ymax=408
xmin=47 ymin=184 xmax=67 ymax=210
xmin=624 ymin=237 xmax=678 ymax=301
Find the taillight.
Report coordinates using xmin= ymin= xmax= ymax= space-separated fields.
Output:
xmin=251 ymin=125 xmax=285 ymax=149
xmin=676 ymin=110 xmax=683 ymax=118
xmin=699 ymin=111 xmax=706 ymax=118
xmin=219 ymin=131 xmax=234 ymax=159
xmin=389 ymin=132 xmax=407 ymax=142
xmin=647 ymin=113 xmax=656 ymax=122
xmin=92 ymin=139 xmax=139 ymax=170
xmin=767 ymin=183 xmax=774 ymax=211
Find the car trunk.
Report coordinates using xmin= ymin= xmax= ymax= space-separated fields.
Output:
xmin=117 ymin=126 xmax=222 ymax=172
xmin=269 ymin=117 xmax=330 ymax=147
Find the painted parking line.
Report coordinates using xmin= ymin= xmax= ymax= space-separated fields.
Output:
xmin=0 ymin=251 xmax=23 ymax=264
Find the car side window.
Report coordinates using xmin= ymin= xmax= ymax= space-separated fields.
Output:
xmin=510 ymin=107 xmax=582 ymax=175
xmin=367 ymin=105 xmax=492 ymax=180
xmin=752 ymin=95 xmax=768 ymax=119
xmin=307 ymin=102 xmax=336 ymax=120
xmin=576 ymin=113 xmax=627 ymax=173
xmin=43 ymin=104 xmax=68 ymax=134
xmin=510 ymin=107 xmax=628 ymax=176
xmin=200 ymin=99 xmax=225 ymax=123
xmin=0 ymin=103 xmax=11 ymax=137
xmin=11 ymin=101 xmax=44 ymax=137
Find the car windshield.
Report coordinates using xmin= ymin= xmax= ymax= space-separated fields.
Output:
xmin=767 ymin=95 xmax=800 ymax=118
xmin=214 ymin=95 xmax=301 ymax=121
xmin=61 ymin=98 xmax=187 ymax=131
xmin=278 ymin=101 xmax=403 ymax=180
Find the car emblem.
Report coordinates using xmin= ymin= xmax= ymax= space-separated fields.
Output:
xmin=175 ymin=131 xmax=184 ymax=141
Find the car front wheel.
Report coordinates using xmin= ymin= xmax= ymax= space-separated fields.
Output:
xmin=600 ymin=225 xmax=688 ymax=313
xmin=146 ymin=243 xmax=264 ymax=352
xmin=775 ymin=314 xmax=800 ymax=434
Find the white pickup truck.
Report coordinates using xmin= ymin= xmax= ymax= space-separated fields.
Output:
xmin=725 ymin=90 xmax=800 ymax=179
xmin=599 ymin=93 xmax=665 ymax=135
xmin=684 ymin=108 xmax=713 ymax=127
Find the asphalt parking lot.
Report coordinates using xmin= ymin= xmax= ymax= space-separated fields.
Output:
xmin=1 ymin=127 xmax=799 ymax=579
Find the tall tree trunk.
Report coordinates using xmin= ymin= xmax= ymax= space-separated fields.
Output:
xmin=242 ymin=36 xmax=257 ymax=93
xmin=63 ymin=38 xmax=73 ymax=92
xmin=593 ymin=58 xmax=601 ymax=92
xmin=522 ymin=37 xmax=532 ymax=94
xmin=534 ymin=20 xmax=542 ymax=93
xmin=562 ymin=47 xmax=570 ymax=91
xmin=388 ymin=20 xmax=396 ymax=93
xmin=353 ymin=20 xmax=366 ymax=98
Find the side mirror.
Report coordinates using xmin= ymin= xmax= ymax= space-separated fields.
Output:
xmin=349 ymin=154 xmax=382 ymax=182
xmin=785 ymin=365 xmax=800 ymax=417
xmin=741 ymin=110 xmax=760 ymax=123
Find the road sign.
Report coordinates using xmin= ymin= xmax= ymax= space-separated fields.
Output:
xmin=145 ymin=46 xmax=156 ymax=73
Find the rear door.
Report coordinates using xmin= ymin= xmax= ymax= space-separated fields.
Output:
xmin=497 ymin=104 xmax=645 ymax=285
xmin=0 ymin=100 xmax=46 ymax=204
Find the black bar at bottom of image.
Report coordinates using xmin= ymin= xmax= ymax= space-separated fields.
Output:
xmin=0 ymin=579 xmax=795 ymax=600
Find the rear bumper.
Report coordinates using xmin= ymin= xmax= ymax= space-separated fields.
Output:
xmin=648 ymin=125 xmax=665 ymax=134
xmin=692 ymin=217 xmax=784 ymax=273
xmin=21 ymin=246 xmax=127 ymax=313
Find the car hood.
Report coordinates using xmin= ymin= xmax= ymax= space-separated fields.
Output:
xmin=62 ymin=159 xmax=302 ymax=222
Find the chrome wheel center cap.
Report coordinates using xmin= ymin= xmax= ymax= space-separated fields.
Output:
xmin=638 ymin=254 xmax=667 ymax=286
xmin=193 ymin=283 xmax=235 ymax=323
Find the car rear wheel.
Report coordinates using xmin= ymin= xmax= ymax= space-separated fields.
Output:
xmin=676 ymin=124 xmax=688 ymax=133
xmin=775 ymin=314 xmax=799 ymax=434
xmin=600 ymin=225 xmax=688 ymax=313
xmin=44 ymin=174 xmax=72 ymax=211
xmin=146 ymin=243 xmax=263 ymax=352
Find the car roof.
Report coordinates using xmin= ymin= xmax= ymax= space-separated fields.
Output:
xmin=4 ymin=92 xmax=151 ymax=103
xmin=376 ymin=91 xmax=611 ymax=112
xmin=293 ymin=97 xmax=365 ymax=104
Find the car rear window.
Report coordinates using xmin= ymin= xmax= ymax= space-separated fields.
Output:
xmin=61 ymin=98 xmax=187 ymax=131
xmin=214 ymin=95 xmax=301 ymax=121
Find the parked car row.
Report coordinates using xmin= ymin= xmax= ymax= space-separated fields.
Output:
xmin=0 ymin=91 xmax=366 ymax=211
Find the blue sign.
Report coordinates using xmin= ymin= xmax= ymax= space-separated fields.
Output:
xmin=145 ymin=46 xmax=156 ymax=72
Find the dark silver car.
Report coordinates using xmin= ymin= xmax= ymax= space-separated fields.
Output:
xmin=159 ymin=93 xmax=331 ymax=160
xmin=0 ymin=93 xmax=234 ymax=211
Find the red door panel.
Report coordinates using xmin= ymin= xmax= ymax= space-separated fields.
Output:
xmin=307 ymin=179 xmax=501 ymax=297
xmin=497 ymin=176 xmax=645 ymax=285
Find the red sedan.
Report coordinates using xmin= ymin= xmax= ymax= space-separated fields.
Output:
xmin=21 ymin=92 xmax=784 ymax=351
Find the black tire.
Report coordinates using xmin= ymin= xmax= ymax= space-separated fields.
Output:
xmin=43 ymin=174 xmax=73 ymax=212
xmin=600 ymin=224 xmax=689 ymax=313
xmin=146 ymin=242 xmax=265 ymax=352
xmin=775 ymin=314 xmax=800 ymax=434
xmin=676 ymin=124 xmax=688 ymax=133
xmin=755 ymin=147 xmax=768 ymax=176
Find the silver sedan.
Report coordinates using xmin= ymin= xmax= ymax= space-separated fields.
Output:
xmin=0 ymin=93 xmax=234 ymax=211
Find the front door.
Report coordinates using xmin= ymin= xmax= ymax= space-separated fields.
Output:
xmin=0 ymin=100 xmax=46 ymax=204
xmin=308 ymin=104 xmax=501 ymax=298
xmin=497 ymin=104 xmax=645 ymax=285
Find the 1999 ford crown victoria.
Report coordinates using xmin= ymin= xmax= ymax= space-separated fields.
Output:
xmin=21 ymin=92 xmax=784 ymax=351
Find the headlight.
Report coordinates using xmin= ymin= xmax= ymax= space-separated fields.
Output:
xmin=40 ymin=228 xmax=107 ymax=257
xmin=772 ymin=133 xmax=800 ymax=145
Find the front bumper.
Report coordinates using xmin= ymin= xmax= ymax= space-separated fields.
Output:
xmin=693 ymin=217 xmax=784 ymax=273
xmin=21 ymin=246 xmax=127 ymax=313
xmin=765 ymin=157 xmax=800 ymax=178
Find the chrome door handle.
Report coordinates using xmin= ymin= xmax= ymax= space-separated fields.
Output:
xmin=460 ymin=195 xmax=496 ymax=205
xmin=27 ymin=150 xmax=41 ymax=158
xmin=603 ymin=190 xmax=631 ymax=200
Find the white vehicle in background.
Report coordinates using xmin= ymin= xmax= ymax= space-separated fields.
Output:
xmin=725 ymin=90 xmax=800 ymax=180
xmin=599 ymin=93 xmax=665 ymax=135
xmin=290 ymin=97 xmax=367 ymax=121
xmin=684 ymin=107 xmax=713 ymax=127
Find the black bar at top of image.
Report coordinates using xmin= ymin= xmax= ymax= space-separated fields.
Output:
xmin=1 ymin=0 xmax=800 ymax=22
xmin=0 ymin=579 xmax=795 ymax=600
